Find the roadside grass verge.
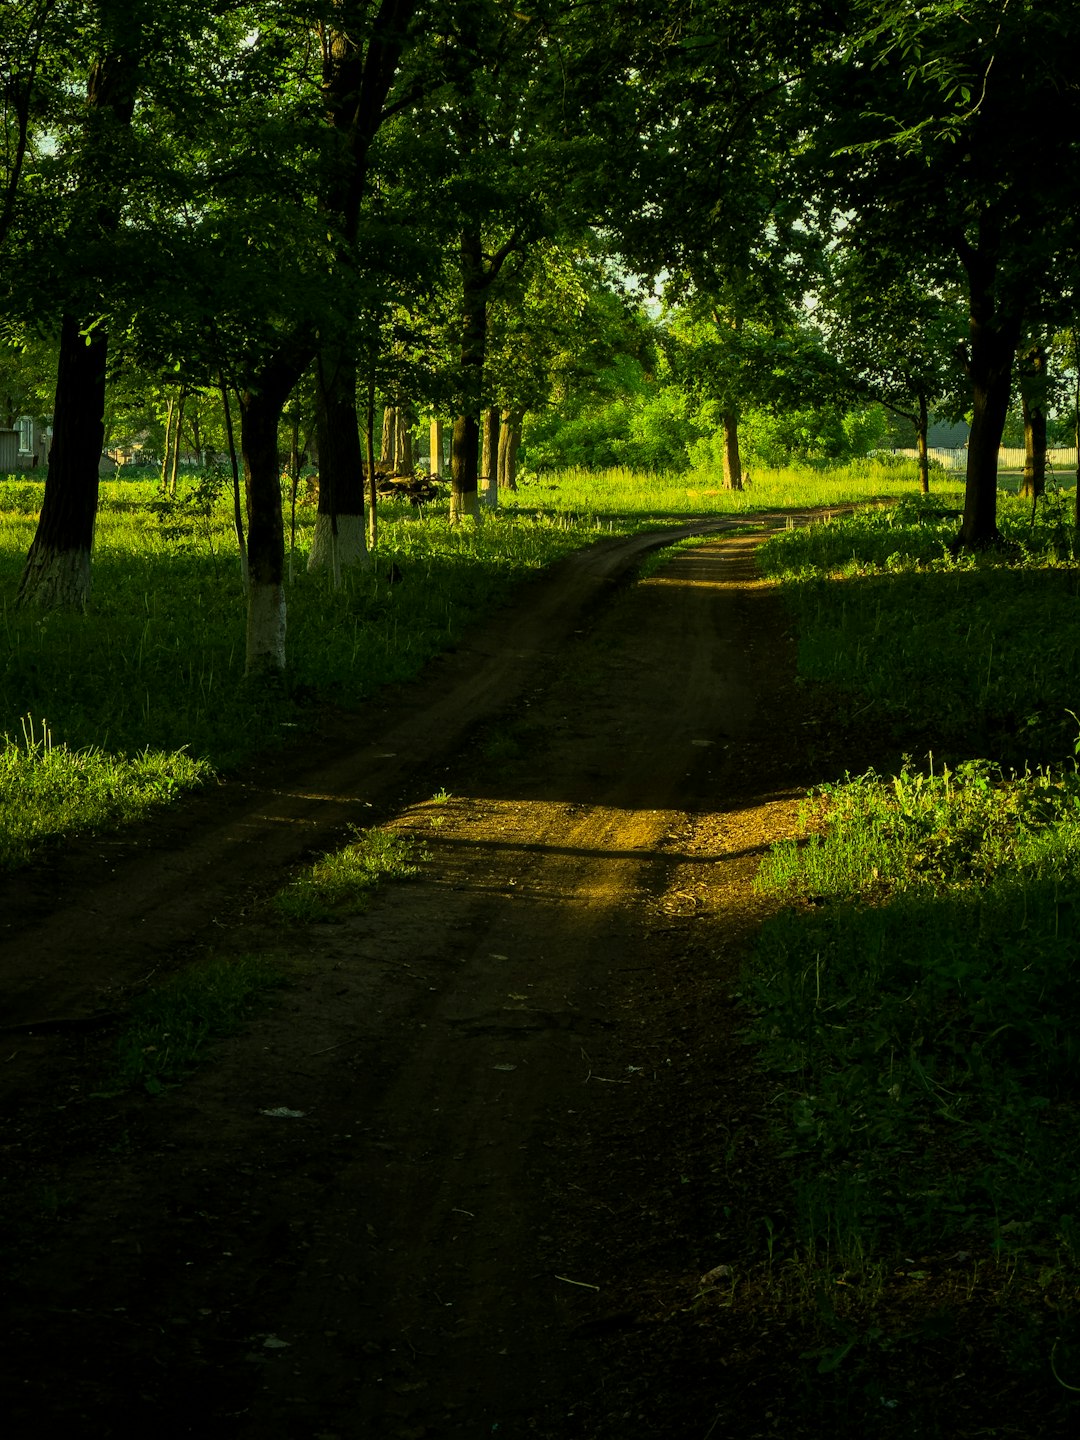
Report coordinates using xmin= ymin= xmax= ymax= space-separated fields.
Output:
xmin=741 ymin=488 xmax=1080 ymax=1423
xmin=272 ymin=826 xmax=427 ymax=922
xmin=0 ymin=715 xmax=209 ymax=870
xmin=757 ymin=491 xmax=1080 ymax=766
xmin=111 ymin=953 xmax=283 ymax=1095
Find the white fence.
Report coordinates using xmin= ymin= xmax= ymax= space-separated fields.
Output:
xmin=892 ymin=446 xmax=1079 ymax=473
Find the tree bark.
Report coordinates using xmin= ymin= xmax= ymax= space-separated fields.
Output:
xmin=916 ymin=392 xmax=930 ymax=495
xmin=954 ymin=228 xmax=1023 ymax=550
xmin=481 ymin=405 xmax=499 ymax=509
xmin=380 ymin=405 xmax=395 ymax=468
xmin=451 ymin=414 xmax=480 ymax=522
xmin=498 ymin=409 xmax=521 ymax=490
xmin=721 ymin=408 xmax=743 ymax=490
xmin=1018 ymin=341 xmax=1047 ymax=501
xmin=309 ymin=348 xmax=368 ymax=578
xmin=17 ymin=314 xmax=107 ymax=609
xmin=451 ymin=225 xmax=487 ymax=523
xmin=429 ymin=418 xmax=444 ymax=479
xmin=239 ymin=348 xmax=310 ymax=677
xmin=17 ymin=32 xmax=139 ymax=609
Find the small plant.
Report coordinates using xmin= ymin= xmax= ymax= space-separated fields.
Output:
xmin=272 ymin=826 xmax=427 ymax=922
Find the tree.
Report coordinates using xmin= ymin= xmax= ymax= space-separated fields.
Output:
xmin=815 ymin=246 xmax=968 ymax=493
xmin=812 ymin=0 xmax=1080 ymax=547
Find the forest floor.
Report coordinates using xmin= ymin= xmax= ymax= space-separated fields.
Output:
xmin=0 ymin=512 xmax=914 ymax=1439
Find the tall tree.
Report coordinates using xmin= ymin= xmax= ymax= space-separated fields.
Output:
xmin=812 ymin=0 xmax=1080 ymax=547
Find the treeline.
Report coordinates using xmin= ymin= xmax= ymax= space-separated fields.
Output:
xmin=2 ymin=1 xmax=1079 ymax=674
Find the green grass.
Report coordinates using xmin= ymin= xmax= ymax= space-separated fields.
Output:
xmin=111 ymin=952 xmax=282 ymax=1094
xmin=757 ymin=491 xmax=1080 ymax=766
xmin=272 ymin=825 xmax=427 ymax=922
xmin=0 ymin=715 xmax=209 ymax=869
xmin=506 ymin=455 xmax=936 ymax=525
xmin=740 ymin=486 xmax=1080 ymax=1421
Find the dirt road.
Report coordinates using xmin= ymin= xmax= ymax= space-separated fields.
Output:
xmin=0 ymin=517 xmax=840 ymax=1438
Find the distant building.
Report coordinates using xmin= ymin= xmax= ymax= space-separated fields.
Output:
xmin=927 ymin=418 xmax=969 ymax=447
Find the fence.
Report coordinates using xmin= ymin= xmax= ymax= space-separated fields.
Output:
xmin=891 ymin=446 xmax=1079 ymax=474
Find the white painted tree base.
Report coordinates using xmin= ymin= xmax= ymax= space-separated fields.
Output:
xmin=246 ymin=581 xmax=287 ymax=675
xmin=18 ymin=545 xmax=92 ymax=611
xmin=306 ymin=513 xmax=370 ymax=579
xmin=450 ymin=490 xmax=481 ymax=524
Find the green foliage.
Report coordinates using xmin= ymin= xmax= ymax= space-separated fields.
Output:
xmin=273 ymin=826 xmax=427 ymax=922
xmin=113 ymin=953 xmax=282 ymax=1094
xmin=0 ymin=714 xmax=208 ymax=870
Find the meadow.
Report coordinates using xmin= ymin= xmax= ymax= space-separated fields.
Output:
xmin=0 ymin=457 xmax=925 ymax=868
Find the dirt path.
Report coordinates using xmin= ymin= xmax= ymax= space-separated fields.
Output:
xmin=0 ymin=516 xmax=848 ymax=1439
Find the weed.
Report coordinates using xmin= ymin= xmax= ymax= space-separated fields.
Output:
xmin=272 ymin=826 xmax=427 ymax=922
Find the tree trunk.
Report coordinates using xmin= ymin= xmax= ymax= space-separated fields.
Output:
xmin=17 ymin=313 xmax=107 ymax=610
xmin=219 ymin=372 xmax=248 ymax=587
xmin=160 ymin=391 xmax=175 ymax=493
xmin=451 ymin=225 xmax=487 ymax=523
xmin=380 ymin=405 xmax=395 ymax=467
xmin=916 ymin=392 xmax=930 ymax=495
xmin=309 ymin=348 xmax=368 ymax=578
xmin=395 ymin=403 xmax=414 ymax=472
xmin=429 ymin=418 xmax=443 ymax=479
xmin=451 ymin=414 xmax=480 ymax=522
xmin=954 ymin=231 xmax=1022 ymax=550
xmin=239 ymin=348 xmax=310 ymax=677
xmin=498 ymin=409 xmax=521 ymax=490
xmin=721 ymin=408 xmax=743 ymax=490
xmin=481 ymin=405 xmax=499 ymax=509
xmin=366 ymin=368 xmax=378 ymax=551
xmin=169 ymin=388 xmax=185 ymax=497
xmin=1018 ymin=342 xmax=1047 ymax=501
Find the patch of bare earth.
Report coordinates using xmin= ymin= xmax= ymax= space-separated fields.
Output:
xmin=0 ymin=515 xmax=958 ymax=1439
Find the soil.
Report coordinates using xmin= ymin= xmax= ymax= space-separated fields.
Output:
xmin=0 ymin=511 xmax=1019 ymax=1439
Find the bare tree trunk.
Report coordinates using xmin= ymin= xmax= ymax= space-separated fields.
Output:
xmin=219 ymin=371 xmax=248 ymax=588
xmin=498 ymin=409 xmax=521 ymax=490
xmin=916 ymin=392 xmax=930 ymax=495
xmin=395 ymin=403 xmax=414 ymax=473
xmin=481 ymin=405 xmax=499 ymax=509
xmin=429 ymin=418 xmax=443 ymax=479
xmin=451 ymin=226 xmax=487 ymax=523
xmin=1018 ymin=341 xmax=1047 ymax=501
xmin=169 ymin=388 xmax=185 ymax=497
xmin=366 ymin=368 xmax=378 ymax=552
xmin=309 ymin=348 xmax=368 ymax=578
xmin=239 ymin=345 xmax=311 ymax=677
xmin=954 ymin=226 xmax=1023 ymax=550
xmin=17 ymin=314 xmax=107 ymax=610
xmin=380 ymin=405 xmax=395 ymax=468
xmin=160 ymin=391 xmax=175 ymax=493
xmin=721 ymin=408 xmax=743 ymax=490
